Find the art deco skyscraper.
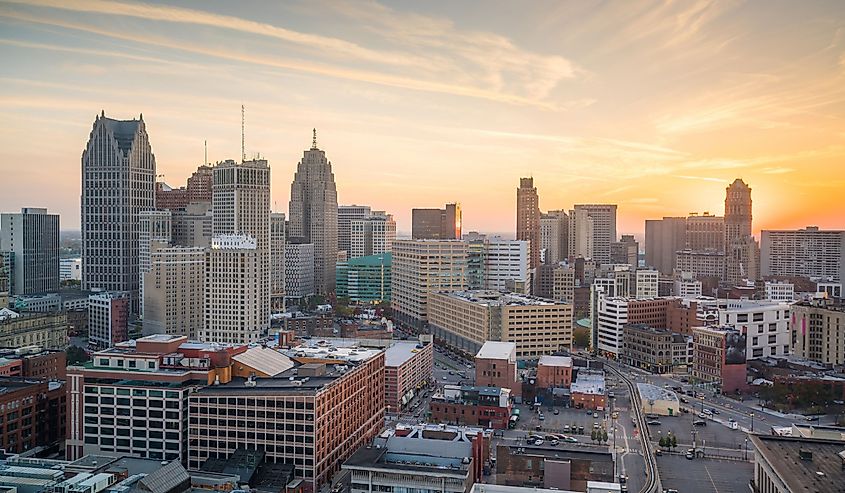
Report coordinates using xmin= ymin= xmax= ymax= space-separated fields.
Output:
xmin=81 ymin=112 xmax=156 ymax=313
xmin=288 ymin=130 xmax=338 ymax=295
xmin=516 ymin=177 xmax=540 ymax=269
xmin=724 ymin=178 xmax=759 ymax=283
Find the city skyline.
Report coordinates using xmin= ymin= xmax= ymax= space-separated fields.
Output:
xmin=2 ymin=1 xmax=845 ymax=236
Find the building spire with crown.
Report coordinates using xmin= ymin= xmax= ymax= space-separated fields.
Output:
xmin=311 ymin=128 xmax=317 ymax=150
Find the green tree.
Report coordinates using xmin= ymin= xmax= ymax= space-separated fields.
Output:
xmin=573 ymin=327 xmax=591 ymax=348
xmin=659 ymin=436 xmax=668 ymax=449
xmin=601 ymin=429 xmax=609 ymax=444
xmin=66 ymin=346 xmax=89 ymax=365
xmin=591 ymin=429 xmax=598 ymax=442
xmin=670 ymin=434 xmax=678 ymax=451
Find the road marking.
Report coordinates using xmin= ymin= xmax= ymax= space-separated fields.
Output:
xmin=703 ymin=463 xmax=721 ymax=493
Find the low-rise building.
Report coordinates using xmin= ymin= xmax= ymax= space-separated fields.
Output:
xmin=0 ymin=309 xmax=67 ymax=349
xmin=189 ymin=343 xmax=385 ymax=490
xmin=718 ymin=299 xmax=791 ymax=359
xmin=570 ymin=370 xmax=606 ymax=410
xmin=495 ymin=444 xmax=614 ymax=491
xmin=636 ymin=383 xmax=679 ymax=416
xmin=429 ymin=290 xmax=573 ymax=359
xmin=60 ymin=257 xmax=83 ymax=281
xmin=691 ymin=326 xmax=748 ymax=393
xmin=0 ymin=346 xmax=66 ymax=380
xmin=384 ymin=338 xmax=433 ymax=412
xmin=622 ymin=324 xmax=688 ymax=374
xmin=343 ymin=424 xmax=487 ymax=493
xmin=749 ymin=434 xmax=845 ymax=493
xmin=88 ymin=291 xmax=129 ymax=349
xmin=536 ymin=355 xmax=573 ymax=389
xmin=335 ymin=253 xmax=391 ymax=303
xmin=0 ymin=377 xmax=66 ymax=454
xmin=430 ymin=385 xmax=511 ymax=429
xmin=474 ymin=341 xmax=520 ymax=399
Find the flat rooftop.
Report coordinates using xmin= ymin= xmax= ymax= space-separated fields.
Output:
xmin=285 ymin=341 xmax=382 ymax=363
xmin=476 ymin=341 xmax=516 ymax=360
xmin=344 ymin=435 xmax=472 ymax=476
xmin=637 ymin=383 xmax=679 ymax=402
xmin=571 ymin=370 xmax=605 ymax=395
xmin=538 ymin=355 xmax=572 ymax=367
xmin=384 ymin=341 xmax=427 ymax=367
xmin=441 ymin=290 xmax=561 ymax=307
xmin=750 ymin=435 xmax=845 ymax=493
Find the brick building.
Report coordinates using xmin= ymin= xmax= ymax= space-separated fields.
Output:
xmin=495 ymin=444 xmax=614 ymax=490
xmin=384 ymin=338 xmax=433 ymax=412
xmin=474 ymin=341 xmax=520 ymax=399
xmin=692 ymin=326 xmax=748 ymax=394
xmin=0 ymin=347 xmax=66 ymax=380
xmin=430 ymin=385 xmax=511 ymax=429
xmin=0 ymin=377 xmax=66 ymax=454
xmin=570 ymin=370 xmax=606 ymax=410
xmin=536 ymin=355 xmax=573 ymax=389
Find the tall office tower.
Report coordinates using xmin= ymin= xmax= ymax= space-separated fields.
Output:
xmin=0 ymin=252 xmax=11 ymax=304
xmin=203 ymin=235 xmax=264 ymax=344
xmin=338 ymin=205 xmax=371 ymax=254
xmin=611 ymin=234 xmax=639 ymax=266
xmin=540 ymin=210 xmax=568 ymax=265
xmin=724 ymin=178 xmax=758 ymax=283
xmin=761 ymin=227 xmax=845 ymax=282
xmin=567 ymin=208 xmax=594 ymax=259
xmin=171 ymin=201 xmax=212 ymax=248
xmin=270 ymin=212 xmax=286 ymax=310
xmin=284 ymin=239 xmax=315 ymax=298
xmin=138 ymin=209 xmax=171 ymax=317
xmin=82 ymin=112 xmax=156 ymax=314
xmin=288 ymin=132 xmax=339 ymax=294
xmin=88 ymin=291 xmax=129 ymax=349
xmin=349 ymin=211 xmax=396 ymax=259
xmin=0 ymin=208 xmax=59 ymax=295
xmin=644 ymin=216 xmax=686 ymax=275
xmin=213 ymin=158 xmax=271 ymax=332
xmin=516 ymin=177 xmax=541 ymax=269
xmin=572 ymin=204 xmax=617 ymax=264
xmin=143 ymin=245 xmax=205 ymax=338
xmin=411 ymin=203 xmax=462 ymax=240
xmin=391 ymin=240 xmax=468 ymax=330
xmin=685 ymin=212 xmax=725 ymax=251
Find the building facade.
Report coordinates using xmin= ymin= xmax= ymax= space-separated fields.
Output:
xmin=761 ymin=227 xmax=845 ymax=282
xmin=0 ymin=208 xmax=60 ymax=295
xmin=0 ymin=310 xmax=67 ymax=349
xmin=718 ymin=300 xmax=791 ymax=359
xmin=0 ymin=378 xmax=66 ymax=454
xmin=474 ymin=341 xmax=520 ymax=399
xmin=138 ymin=209 xmax=171 ymax=318
xmin=692 ymin=326 xmax=748 ymax=393
xmin=284 ymin=240 xmax=316 ymax=299
xmin=571 ymin=205 xmax=617 ymax=264
xmin=483 ymin=239 xmax=530 ymax=292
xmin=88 ymin=291 xmax=129 ymax=349
xmin=143 ymin=245 xmax=205 ymax=339
xmin=82 ymin=113 xmax=156 ymax=314
xmin=645 ymin=216 xmax=686 ymax=275
xmin=621 ymin=324 xmax=687 ymax=374
xmin=349 ymin=212 xmax=396 ymax=259
xmin=686 ymin=213 xmax=725 ymax=252
xmin=336 ymin=253 xmax=391 ymax=303
xmin=391 ymin=240 xmax=468 ymax=329
xmin=430 ymin=385 xmax=511 ymax=429
xmin=791 ymin=298 xmax=845 ymax=365
xmin=60 ymin=258 xmax=83 ymax=281
xmin=540 ymin=210 xmax=568 ymax=265
xmin=635 ymin=269 xmax=659 ymax=299
xmin=338 ymin=205 xmax=371 ymax=255
xmin=675 ymin=249 xmax=726 ymax=279
xmin=411 ymin=204 xmax=461 ymax=240
xmin=385 ymin=339 xmax=433 ymax=411
xmin=270 ymin=212 xmax=286 ymax=310
xmin=516 ymin=177 xmax=541 ymax=270
xmin=724 ymin=178 xmax=759 ymax=283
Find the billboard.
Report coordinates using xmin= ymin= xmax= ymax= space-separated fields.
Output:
xmin=724 ymin=331 xmax=747 ymax=365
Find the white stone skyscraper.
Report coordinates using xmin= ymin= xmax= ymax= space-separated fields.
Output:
xmin=288 ymin=130 xmax=339 ymax=295
xmin=208 ymin=158 xmax=271 ymax=342
xmin=81 ymin=112 xmax=156 ymax=313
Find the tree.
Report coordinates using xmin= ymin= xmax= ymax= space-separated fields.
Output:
xmin=66 ymin=346 xmax=90 ymax=365
xmin=591 ymin=429 xmax=598 ymax=442
xmin=659 ymin=436 xmax=668 ymax=449
xmin=670 ymin=434 xmax=678 ymax=451
xmin=601 ymin=429 xmax=609 ymax=444
xmin=573 ymin=327 xmax=591 ymax=348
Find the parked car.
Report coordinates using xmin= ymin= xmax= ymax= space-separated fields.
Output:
xmin=539 ymin=414 xmax=545 ymax=421
xmin=693 ymin=420 xmax=707 ymax=426
xmin=712 ymin=409 xmax=720 ymax=415
xmin=553 ymin=409 xmax=560 ymax=415
xmin=646 ymin=420 xmax=661 ymax=426
xmin=564 ymin=425 xmax=571 ymax=432
xmin=702 ymin=409 xmax=713 ymax=415
xmin=686 ymin=449 xmax=695 ymax=460
xmin=550 ymin=439 xmax=560 ymax=446
xmin=593 ymin=412 xmax=599 ymax=418
xmin=655 ymin=449 xmax=663 ymax=456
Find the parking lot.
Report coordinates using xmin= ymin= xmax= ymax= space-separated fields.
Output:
xmin=657 ymin=454 xmax=753 ymax=493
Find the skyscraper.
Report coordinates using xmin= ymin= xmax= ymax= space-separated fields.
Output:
xmin=0 ymin=208 xmax=59 ymax=295
xmin=288 ymin=130 xmax=339 ymax=295
xmin=724 ymin=178 xmax=759 ymax=283
xmin=516 ymin=177 xmax=540 ymax=269
xmin=540 ymin=210 xmax=568 ymax=265
xmin=411 ymin=203 xmax=461 ymax=240
xmin=81 ymin=112 xmax=156 ymax=313
xmin=644 ymin=216 xmax=686 ymax=275
xmin=567 ymin=208 xmax=594 ymax=260
xmin=210 ymin=158 xmax=271 ymax=342
xmin=572 ymin=204 xmax=617 ymax=264
xmin=138 ymin=209 xmax=171 ymax=318
xmin=270 ymin=212 xmax=286 ymax=310
xmin=338 ymin=205 xmax=371 ymax=255
xmin=349 ymin=211 xmax=396 ymax=259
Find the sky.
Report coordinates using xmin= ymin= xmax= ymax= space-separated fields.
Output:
xmin=1 ymin=0 xmax=844 ymax=238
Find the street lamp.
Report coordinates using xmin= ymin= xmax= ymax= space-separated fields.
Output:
xmin=750 ymin=412 xmax=755 ymax=433
xmin=744 ymin=437 xmax=748 ymax=461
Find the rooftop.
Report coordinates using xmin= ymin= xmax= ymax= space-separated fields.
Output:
xmin=384 ymin=341 xmax=428 ymax=367
xmin=637 ymin=383 xmax=679 ymax=403
xmin=476 ymin=341 xmax=516 ymax=360
xmin=442 ymin=290 xmax=562 ymax=307
xmin=750 ymin=435 xmax=845 ymax=493
xmin=571 ymin=370 xmax=605 ymax=395
xmin=232 ymin=347 xmax=293 ymax=377
xmin=343 ymin=435 xmax=472 ymax=476
xmin=538 ymin=355 xmax=572 ymax=368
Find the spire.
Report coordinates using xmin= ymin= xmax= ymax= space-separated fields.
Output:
xmin=311 ymin=128 xmax=317 ymax=150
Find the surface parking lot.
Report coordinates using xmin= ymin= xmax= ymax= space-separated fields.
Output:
xmin=657 ymin=454 xmax=753 ymax=493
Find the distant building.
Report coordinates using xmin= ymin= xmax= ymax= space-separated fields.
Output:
xmin=645 ymin=216 xmax=686 ymax=275
xmin=171 ymin=201 xmax=213 ymax=248
xmin=761 ymin=227 xmax=845 ymax=282
xmin=0 ymin=207 xmax=60 ymax=295
xmin=791 ymin=297 xmax=845 ymax=365
xmin=568 ymin=208 xmax=594 ymax=260
xmin=270 ymin=212 xmax=286 ymax=310
xmin=284 ymin=239 xmax=316 ymax=298
xmin=724 ymin=179 xmax=759 ymax=283
xmin=412 ymin=203 xmax=462 ymax=240
xmin=495 ymin=443 xmax=614 ymax=491
xmin=553 ymin=265 xmax=576 ymax=303
xmin=610 ymin=235 xmax=638 ymax=266
xmin=0 ymin=310 xmax=67 ymax=349
xmin=350 ymin=211 xmax=396 ymax=259
xmin=475 ymin=341 xmax=521 ymax=399
xmin=384 ymin=338 xmax=433 ymax=412
xmin=336 ymin=253 xmax=391 ymax=303
xmin=338 ymin=205 xmax=371 ymax=255
xmin=675 ymin=249 xmax=726 ymax=279
xmin=674 ymin=275 xmax=702 ymax=298
xmin=88 ymin=291 xmax=129 ymax=349
xmin=138 ymin=209 xmax=171 ymax=318
xmin=429 ymin=290 xmax=573 ymax=359
xmin=635 ymin=269 xmax=659 ymax=299
xmin=143 ymin=245 xmax=205 ymax=339
xmin=571 ymin=205 xmax=617 ymax=264
xmin=516 ymin=178 xmax=541 ymax=270
xmin=391 ymin=239 xmax=468 ymax=330
xmin=750 ymin=434 xmax=845 ymax=493
xmin=540 ymin=210 xmax=568 ymax=265
xmin=0 ymin=347 xmax=67 ymax=381
xmin=764 ymin=281 xmax=794 ymax=302
xmin=82 ymin=113 xmax=156 ymax=314
xmin=430 ymin=385 xmax=511 ymax=429
xmin=570 ymin=370 xmax=606 ymax=410
xmin=60 ymin=258 xmax=82 ymax=281
xmin=481 ymin=239 xmax=530 ymax=292
xmin=685 ymin=212 xmax=725 ymax=252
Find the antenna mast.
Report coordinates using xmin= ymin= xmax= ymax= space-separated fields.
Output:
xmin=204 ymin=140 xmax=208 ymax=165
xmin=241 ymin=104 xmax=245 ymax=162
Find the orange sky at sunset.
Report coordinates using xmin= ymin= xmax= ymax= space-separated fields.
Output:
xmin=1 ymin=0 xmax=844 ymax=237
